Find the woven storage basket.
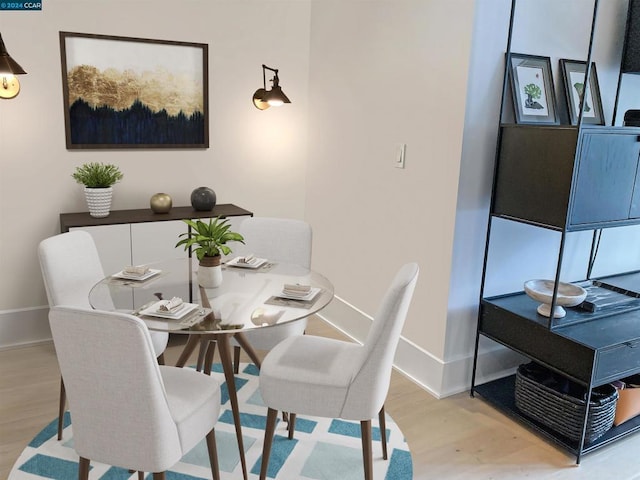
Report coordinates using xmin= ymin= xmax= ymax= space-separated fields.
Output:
xmin=515 ymin=363 xmax=618 ymax=444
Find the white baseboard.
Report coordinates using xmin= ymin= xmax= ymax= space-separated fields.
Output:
xmin=318 ymin=296 xmax=524 ymax=398
xmin=0 ymin=306 xmax=51 ymax=350
xmin=3 ymin=300 xmax=525 ymax=394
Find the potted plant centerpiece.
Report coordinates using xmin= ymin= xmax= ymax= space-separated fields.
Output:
xmin=175 ymin=217 xmax=244 ymax=288
xmin=72 ymin=162 xmax=123 ymax=218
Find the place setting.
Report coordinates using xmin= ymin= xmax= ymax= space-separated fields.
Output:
xmin=108 ymin=264 xmax=163 ymax=286
xmin=134 ymin=297 xmax=209 ymax=328
xmin=225 ymin=254 xmax=275 ymax=271
xmin=265 ymin=283 xmax=323 ymax=309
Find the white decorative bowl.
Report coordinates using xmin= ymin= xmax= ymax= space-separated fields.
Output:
xmin=523 ymin=279 xmax=587 ymax=318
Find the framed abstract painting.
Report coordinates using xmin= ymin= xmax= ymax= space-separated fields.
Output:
xmin=59 ymin=32 xmax=208 ymax=149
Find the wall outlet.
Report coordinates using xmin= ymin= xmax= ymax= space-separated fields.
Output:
xmin=395 ymin=143 xmax=406 ymax=169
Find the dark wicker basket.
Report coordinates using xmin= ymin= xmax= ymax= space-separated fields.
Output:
xmin=515 ymin=363 xmax=618 ymax=444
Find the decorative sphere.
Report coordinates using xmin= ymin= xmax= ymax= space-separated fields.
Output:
xmin=150 ymin=193 xmax=172 ymax=213
xmin=191 ymin=186 xmax=217 ymax=211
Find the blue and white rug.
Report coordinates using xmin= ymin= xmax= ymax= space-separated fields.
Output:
xmin=10 ymin=363 xmax=412 ymax=479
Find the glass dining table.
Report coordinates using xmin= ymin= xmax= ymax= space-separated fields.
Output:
xmin=89 ymin=256 xmax=334 ymax=480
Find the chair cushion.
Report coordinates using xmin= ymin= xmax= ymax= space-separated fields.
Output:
xmin=160 ymin=366 xmax=221 ymax=453
xmin=260 ymin=335 xmax=365 ymax=419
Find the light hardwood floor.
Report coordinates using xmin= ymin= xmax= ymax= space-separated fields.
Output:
xmin=3 ymin=317 xmax=640 ymax=479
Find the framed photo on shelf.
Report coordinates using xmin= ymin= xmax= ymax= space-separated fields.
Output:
xmin=508 ymin=53 xmax=558 ymax=125
xmin=59 ymin=31 xmax=209 ymax=149
xmin=559 ymin=59 xmax=604 ymax=126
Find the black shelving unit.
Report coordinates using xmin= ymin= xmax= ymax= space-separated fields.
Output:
xmin=471 ymin=0 xmax=640 ymax=463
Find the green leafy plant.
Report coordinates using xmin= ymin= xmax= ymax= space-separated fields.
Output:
xmin=524 ymin=83 xmax=541 ymax=101
xmin=72 ymin=162 xmax=123 ymax=188
xmin=175 ymin=217 xmax=244 ymax=260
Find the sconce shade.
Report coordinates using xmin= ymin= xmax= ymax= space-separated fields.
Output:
xmin=252 ymin=64 xmax=291 ymax=110
xmin=0 ymin=33 xmax=27 ymax=75
xmin=264 ymin=85 xmax=291 ymax=107
xmin=622 ymin=0 xmax=640 ymax=74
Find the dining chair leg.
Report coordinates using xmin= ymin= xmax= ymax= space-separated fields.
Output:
xmin=137 ymin=471 xmax=144 ymax=480
xmin=204 ymin=338 xmax=217 ymax=376
xmin=260 ymin=407 xmax=279 ymax=480
xmin=152 ymin=473 xmax=165 ymax=480
xmin=206 ymin=428 xmax=221 ymax=480
xmin=360 ymin=420 xmax=373 ymax=480
xmin=57 ymin=378 xmax=66 ymax=440
xmin=175 ymin=334 xmax=200 ymax=368
xmin=233 ymin=345 xmax=241 ymax=374
xmin=379 ymin=405 xmax=388 ymax=460
xmin=288 ymin=413 xmax=296 ymax=440
xmin=78 ymin=457 xmax=90 ymax=480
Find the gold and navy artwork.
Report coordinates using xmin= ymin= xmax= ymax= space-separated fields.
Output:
xmin=60 ymin=32 xmax=208 ymax=149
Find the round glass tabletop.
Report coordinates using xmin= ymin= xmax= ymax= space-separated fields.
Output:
xmin=89 ymin=257 xmax=334 ymax=335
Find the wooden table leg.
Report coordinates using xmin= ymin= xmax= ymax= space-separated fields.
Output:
xmin=175 ymin=334 xmax=200 ymax=368
xmin=233 ymin=332 xmax=262 ymax=369
xmin=196 ymin=286 xmax=248 ymax=479
xmin=217 ymin=333 xmax=248 ymax=480
xmin=203 ymin=336 xmax=217 ymax=376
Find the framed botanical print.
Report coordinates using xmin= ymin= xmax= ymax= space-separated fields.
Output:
xmin=560 ymin=59 xmax=604 ymax=125
xmin=508 ymin=53 xmax=559 ymax=125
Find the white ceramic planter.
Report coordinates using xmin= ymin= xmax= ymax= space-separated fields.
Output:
xmin=198 ymin=256 xmax=222 ymax=288
xmin=84 ymin=186 xmax=113 ymax=218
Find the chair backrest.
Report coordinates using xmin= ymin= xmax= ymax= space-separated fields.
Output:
xmin=234 ymin=217 xmax=312 ymax=268
xmin=38 ymin=230 xmax=107 ymax=308
xmin=48 ymin=306 xmax=182 ymax=471
xmin=341 ymin=263 xmax=419 ymax=419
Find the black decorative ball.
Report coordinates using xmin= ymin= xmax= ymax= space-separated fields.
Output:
xmin=191 ymin=187 xmax=217 ymax=211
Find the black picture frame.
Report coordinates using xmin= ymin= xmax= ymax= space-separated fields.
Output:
xmin=59 ymin=31 xmax=209 ymax=149
xmin=508 ymin=53 xmax=559 ymax=125
xmin=559 ymin=59 xmax=604 ymax=126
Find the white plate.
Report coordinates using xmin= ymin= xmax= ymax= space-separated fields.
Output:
xmin=276 ymin=287 xmax=321 ymax=302
xmin=140 ymin=301 xmax=199 ymax=319
xmin=227 ymin=256 xmax=267 ymax=269
xmin=112 ymin=269 xmax=161 ymax=281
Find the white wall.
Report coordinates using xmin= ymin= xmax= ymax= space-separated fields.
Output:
xmin=0 ymin=0 xmax=312 ymax=346
xmin=305 ymin=0 xmax=476 ymax=395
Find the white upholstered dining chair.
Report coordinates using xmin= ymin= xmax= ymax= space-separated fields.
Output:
xmin=38 ymin=230 xmax=169 ymax=439
xmin=258 ymin=262 xmax=419 ymax=480
xmin=49 ymin=306 xmax=221 ymax=480
xmin=229 ymin=217 xmax=313 ymax=371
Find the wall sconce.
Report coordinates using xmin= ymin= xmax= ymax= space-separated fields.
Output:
xmin=252 ymin=64 xmax=291 ymax=110
xmin=0 ymin=33 xmax=27 ymax=99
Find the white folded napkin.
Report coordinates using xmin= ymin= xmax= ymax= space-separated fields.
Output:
xmin=123 ymin=265 xmax=150 ymax=276
xmin=238 ymin=254 xmax=255 ymax=264
xmin=283 ymin=284 xmax=311 ymax=295
xmin=158 ymin=297 xmax=184 ymax=312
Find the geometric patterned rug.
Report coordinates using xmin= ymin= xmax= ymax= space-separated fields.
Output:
xmin=9 ymin=363 xmax=412 ymax=479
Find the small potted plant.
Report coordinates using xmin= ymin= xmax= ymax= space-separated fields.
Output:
xmin=175 ymin=217 xmax=244 ymax=287
xmin=72 ymin=162 xmax=123 ymax=218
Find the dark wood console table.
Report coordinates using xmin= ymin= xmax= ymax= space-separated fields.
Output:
xmin=60 ymin=204 xmax=253 ymax=233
